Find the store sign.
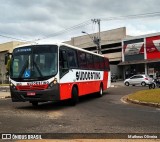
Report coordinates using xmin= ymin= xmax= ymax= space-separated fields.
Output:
xmin=146 ymin=35 xmax=160 ymax=59
xmin=124 ymin=42 xmax=144 ymax=55
xmin=148 ymin=68 xmax=154 ymax=75
xmin=123 ymin=38 xmax=144 ymax=61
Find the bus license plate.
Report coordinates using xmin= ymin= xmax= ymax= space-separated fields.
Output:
xmin=27 ymin=92 xmax=36 ymax=96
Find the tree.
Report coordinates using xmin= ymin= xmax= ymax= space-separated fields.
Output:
xmin=6 ymin=57 xmax=11 ymax=77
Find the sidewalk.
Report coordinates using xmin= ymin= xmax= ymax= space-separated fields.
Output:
xmin=0 ymin=91 xmax=10 ymax=99
xmin=111 ymin=81 xmax=124 ymax=87
xmin=0 ymin=85 xmax=10 ymax=99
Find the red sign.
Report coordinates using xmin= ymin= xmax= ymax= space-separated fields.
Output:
xmin=146 ymin=35 xmax=160 ymax=59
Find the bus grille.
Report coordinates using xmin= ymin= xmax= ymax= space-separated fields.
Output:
xmin=16 ymin=85 xmax=48 ymax=91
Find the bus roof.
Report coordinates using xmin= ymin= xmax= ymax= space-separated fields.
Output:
xmin=15 ymin=41 xmax=106 ymax=58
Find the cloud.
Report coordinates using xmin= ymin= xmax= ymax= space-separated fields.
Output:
xmin=0 ymin=0 xmax=160 ymax=43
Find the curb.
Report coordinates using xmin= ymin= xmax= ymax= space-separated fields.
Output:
xmin=126 ymin=96 xmax=160 ymax=108
xmin=0 ymin=91 xmax=11 ymax=99
xmin=0 ymin=96 xmax=11 ymax=99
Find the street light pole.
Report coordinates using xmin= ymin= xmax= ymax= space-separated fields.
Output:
xmin=82 ymin=31 xmax=98 ymax=52
xmin=82 ymin=30 xmax=101 ymax=54
xmin=82 ymin=31 xmax=94 ymax=41
xmin=82 ymin=19 xmax=101 ymax=54
xmin=97 ymin=19 xmax=101 ymax=54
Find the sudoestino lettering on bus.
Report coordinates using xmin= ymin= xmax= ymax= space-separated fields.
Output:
xmin=76 ymin=71 xmax=101 ymax=81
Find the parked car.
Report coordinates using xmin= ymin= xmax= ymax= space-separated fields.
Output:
xmin=124 ymin=74 xmax=153 ymax=86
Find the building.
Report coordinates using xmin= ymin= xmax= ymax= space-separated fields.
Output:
xmin=64 ymin=27 xmax=127 ymax=79
xmin=119 ymin=32 xmax=160 ymax=79
xmin=1 ymin=27 xmax=160 ymax=82
xmin=0 ymin=41 xmax=26 ymax=83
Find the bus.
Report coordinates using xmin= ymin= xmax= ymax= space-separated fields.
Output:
xmin=7 ymin=42 xmax=111 ymax=106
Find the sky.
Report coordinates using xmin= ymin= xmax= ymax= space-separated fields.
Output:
xmin=0 ymin=0 xmax=160 ymax=43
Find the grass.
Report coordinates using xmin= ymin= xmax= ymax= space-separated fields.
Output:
xmin=128 ymin=89 xmax=160 ymax=103
xmin=0 ymin=84 xmax=9 ymax=86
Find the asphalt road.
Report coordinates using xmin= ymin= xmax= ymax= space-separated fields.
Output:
xmin=0 ymin=85 xmax=160 ymax=136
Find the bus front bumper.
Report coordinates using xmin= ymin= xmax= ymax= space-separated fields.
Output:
xmin=10 ymin=84 xmax=60 ymax=102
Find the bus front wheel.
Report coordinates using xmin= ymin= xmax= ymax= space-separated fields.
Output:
xmin=30 ymin=101 xmax=38 ymax=106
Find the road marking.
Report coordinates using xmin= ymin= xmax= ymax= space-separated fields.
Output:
xmin=156 ymin=108 xmax=160 ymax=111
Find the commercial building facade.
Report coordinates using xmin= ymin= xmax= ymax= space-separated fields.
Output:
xmin=120 ymin=32 xmax=160 ymax=79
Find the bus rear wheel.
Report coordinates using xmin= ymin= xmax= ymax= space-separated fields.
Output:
xmin=70 ymin=87 xmax=79 ymax=106
xmin=97 ymin=84 xmax=103 ymax=97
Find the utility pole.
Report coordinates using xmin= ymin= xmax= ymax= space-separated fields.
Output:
xmin=91 ymin=19 xmax=101 ymax=54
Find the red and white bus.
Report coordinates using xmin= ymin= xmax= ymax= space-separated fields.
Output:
xmin=8 ymin=43 xmax=110 ymax=106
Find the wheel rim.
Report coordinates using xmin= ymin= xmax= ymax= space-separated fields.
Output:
xmin=125 ymin=82 xmax=129 ymax=86
xmin=100 ymin=86 xmax=103 ymax=95
xmin=141 ymin=82 xmax=146 ymax=86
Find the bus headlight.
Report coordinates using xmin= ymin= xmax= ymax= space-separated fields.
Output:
xmin=48 ymin=79 xmax=57 ymax=89
xmin=48 ymin=82 xmax=54 ymax=88
xmin=10 ymin=83 xmax=16 ymax=90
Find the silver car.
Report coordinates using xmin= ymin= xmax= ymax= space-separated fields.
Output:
xmin=124 ymin=74 xmax=153 ymax=86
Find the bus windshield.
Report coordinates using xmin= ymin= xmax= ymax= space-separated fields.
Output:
xmin=10 ymin=45 xmax=58 ymax=81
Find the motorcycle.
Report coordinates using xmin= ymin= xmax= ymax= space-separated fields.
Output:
xmin=149 ymin=78 xmax=160 ymax=89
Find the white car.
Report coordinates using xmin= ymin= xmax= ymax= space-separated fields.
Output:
xmin=124 ymin=74 xmax=153 ymax=86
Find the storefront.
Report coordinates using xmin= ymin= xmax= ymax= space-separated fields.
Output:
xmin=119 ymin=32 xmax=160 ymax=79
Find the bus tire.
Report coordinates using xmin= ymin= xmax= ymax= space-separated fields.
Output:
xmin=30 ymin=101 xmax=38 ymax=106
xmin=70 ymin=87 xmax=79 ymax=106
xmin=97 ymin=83 xmax=103 ymax=97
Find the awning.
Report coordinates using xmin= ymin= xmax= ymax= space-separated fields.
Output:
xmin=118 ymin=59 xmax=160 ymax=66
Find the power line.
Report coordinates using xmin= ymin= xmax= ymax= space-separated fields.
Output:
xmin=0 ymin=20 xmax=91 ymax=42
xmin=38 ymin=11 xmax=160 ymax=41
xmin=35 ymin=20 xmax=91 ymax=41
xmin=101 ymin=11 xmax=160 ymax=21
xmin=0 ymin=34 xmax=29 ymax=42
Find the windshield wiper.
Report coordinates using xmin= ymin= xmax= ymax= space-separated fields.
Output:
xmin=18 ymin=59 xmax=29 ymax=78
xmin=33 ymin=61 xmax=43 ymax=78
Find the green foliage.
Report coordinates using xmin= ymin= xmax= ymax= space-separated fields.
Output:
xmin=6 ymin=58 xmax=11 ymax=74
xmin=128 ymin=89 xmax=160 ymax=103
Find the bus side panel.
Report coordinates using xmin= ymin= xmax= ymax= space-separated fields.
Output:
xmin=78 ymin=81 xmax=100 ymax=96
xmin=103 ymin=71 xmax=108 ymax=90
xmin=60 ymin=81 xmax=101 ymax=98
xmin=59 ymin=83 xmax=72 ymax=100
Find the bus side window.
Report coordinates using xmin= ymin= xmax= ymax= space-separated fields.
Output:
xmin=94 ymin=56 xmax=100 ymax=69
xmin=104 ymin=58 xmax=110 ymax=71
xmin=59 ymin=50 xmax=69 ymax=78
xmin=86 ymin=53 xmax=94 ymax=69
xmin=68 ymin=50 xmax=78 ymax=68
xmin=100 ymin=57 xmax=105 ymax=69
xmin=78 ymin=51 xmax=87 ymax=68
